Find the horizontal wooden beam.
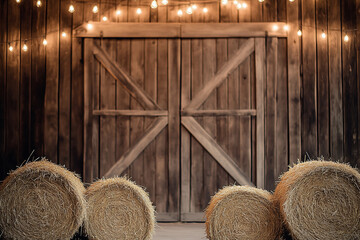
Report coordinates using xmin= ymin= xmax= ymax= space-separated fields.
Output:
xmin=184 ymin=38 xmax=254 ymax=110
xmin=182 ymin=116 xmax=254 ymax=187
xmin=181 ymin=109 xmax=256 ymax=117
xmin=156 ymin=212 xmax=179 ymax=222
xmin=181 ymin=212 xmax=206 ymax=222
xmin=92 ymin=42 xmax=161 ymax=110
xmin=104 ymin=117 xmax=168 ymax=177
xmin=93 ymin=110 xmax=168 ymax=116
xmin=74 ymin=22 xmax=288 ymax=38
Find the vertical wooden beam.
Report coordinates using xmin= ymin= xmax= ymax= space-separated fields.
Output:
xmin=168 ymin=38 xmax=180 ymax=218
xmin=342 ymin=0 xmax=358 ymax=166
xmin=316 ymin=0 xmax=329 ymax=158
xmin=357 ymin=0 xmax=360 ymax=166
xmin=255 ymin=38 xmax=265 ymax=189
xmin=328 ymin=0 xmax=343 ymax=161
xmin=0 ymin=0 xmax=7 ymax=179
xmin=287 ymin=0 xmax=301 ymax=164
xmin=44 ymin=0 xmax=60 ymax=164
xmin=70 ymin=0 xmax=85 ymax=175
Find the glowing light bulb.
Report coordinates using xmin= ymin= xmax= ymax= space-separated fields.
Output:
xmin=203 ymin=7 xmax=208 ymax=13
xmin=22 ymin=43 xmax=28 ymax=52
xmin=62 ymin=32 xmax=67 ymax=37
xmin=284 ymin=25 xmax=289 ymax=31
xmin=259 ymin=0 xmax=264 ymax=2
xmin=102 ymin=16 xmax=108 ymax=21
xmin=242 ymin=3 xmax=247 ymax=8
xmin=43 ymin=39 xmax=47 ymax=45
xmin=344 ymin=34 xmax=349 ymax=42
xmin=151 ymin=0 xmax=158 ymax=8
xmin=16 ymin=0 xmax=21 ymax=3
xmin=297 ymin=29 xmax=302 ymax=36
xmin=136 ymin=8 xmax=142 ymax=14
xmin=272 ymin=25 xmax=279 ymax=31
xmin=87 ymin=23 xmax=93 ymax=30
xmin=116 ymin=10 xmax=121 ymax=15
xmin=161 ymin=0 xmax=168 ymax=5
xmin=191 ymin=4 xmax=197 ymax=9
xmin=289 ymin=0 xmax=295 ymax=2
xmin=236 ymin=3 xmax=242 ymax=9
xmin=9 ymin=45 xmax=14 ymax=52
xmin=92 ymin=5 xmax=98 ymax=13
xmin=36 ymin=0 xmax=42 ymax=7
xmin=321 ymin=32 xmax=326 ymax=39
xmin=186 ymin=7 xmax=193 ymax=14
xmin=233 ymin=0 xmax=238 ymax=5
xmin=177 ymin=9 xmax=183 ymax=16
xmin=221 ymin=0 xmax=228 ymax=5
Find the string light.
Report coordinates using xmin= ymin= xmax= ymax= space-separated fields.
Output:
xmin=289 ymin=0 xmax=295 ymax=2
xmin=151 ymin=0 xmax=158 ymax=8
xmin=186 ymin=7 xmax=193 ymax=14
xmin=161 ymin=0 xmax=168 ymax=5
xmin=191 ymin=4 xmax=197 ymax=9
xmin=259 ymin=0 xmax=264 ymax=2
xmin=136 ymin=8 xmax=142 ymax=14
xmin=87 ymin=23 xmax=93 ymax=30
xmin=221 ymin=0 xmax=228 ymax=5
xmin=16 ymin=0 xmax=21 ymax=3
xmin=102 ymin=16 xmax=108 ymax=21
xmin=203 ymin=7 xmax=208 ymax=13
xmin=272 ymin=25 xmax=279 ymax=31
xmin=9 ymin=45 xmax=14 ymax=52
xmin=22 ymin=43 xmax=28 ymax=52
xmin=321 ymin=31 xmax=326 ymax=39
xmin=344 ymin=34 xmax=349 ymax=42
xmin=116 ymin=10 xmax=121 ymax=15
xmin=43 ymin=38 xmax=47 ymax=46
xmin=62 ymin=31 xmax=67 ymax=37
xmin=233 ymin=0 xmax=238 ymax=5
xmin=242 ymin=3 xmax=247 ymax=8
xmin=297 ymin=29 xmax=302 ymax=36
xmin=36 ymin=0 xmax=42 ymax=7
xmin=284 ymin=25 xmax=289 ymax=31
xmin=177 ymin=9 xmax=183 ymax=16
xmin=236 ymin=3 xmax=242 ymax=9
xmin=68 ymin=5 xmax=75 ymax=13
xmin=92 ymin=5 xmax=99 ymax=13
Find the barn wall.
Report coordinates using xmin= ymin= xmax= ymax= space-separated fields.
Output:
xmin=0 ymin=0 xmax=359 ymax=190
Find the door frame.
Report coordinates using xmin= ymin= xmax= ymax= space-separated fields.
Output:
xmin=79 ymin=22 xmax=288 ymax=221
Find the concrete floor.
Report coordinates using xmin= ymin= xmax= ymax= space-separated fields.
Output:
xmin=153 ymin=223 xmax=206 ymax=240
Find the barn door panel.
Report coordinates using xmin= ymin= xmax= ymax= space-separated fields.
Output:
xmin=84 ymin=38 xmax=180 ymax=221
xmin=180 ymin=37 xmax=265 ymax=221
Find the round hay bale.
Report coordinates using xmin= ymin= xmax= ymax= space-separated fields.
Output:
xmin=205 ymin=185 xmax=281 ymax=240
xmin=0 ymin=160 xmax=86 ymax=240
xmin=85 ymin=177 xmax=155 ymax=240
xmin=273 ymin=160 xmax=360 ymax=240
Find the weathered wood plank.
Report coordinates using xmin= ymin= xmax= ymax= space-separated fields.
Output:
xmin=105 ymin=117 xmax=168 ymax=177
xmin=302 ymin=0 xmax=317 ymax=159
xmin=71 ymin=1 xmax=85 ymax=175
xmin=316 ymin=0 xmax=329 ymax=158
xmin=94 ymin=110 xmax=167 ymax=116
xmin=58 ymin=0 xmax=71 ymax=167
xmin=185 ymin=38 xmax=254 ymax=110
xmin=144 ymin=38 xmax=158 ymax=204
xmin=255 ymin=38 xmax=265 ymax=189
xmin=182 ymin=109 xmax=256 ymax=116
xmin=92 ymin=42 xmax=160 ymax=110
xmin=181 ymin=38 xmax=191 ymax=216
xmin=328 ymin=0 xmax=343 ymax=161
xmin=342 ymin=0 xmax=358 ymax=166
xmin=287 ymin=0 xmax=301 ymax=164
xmin=168 ymin=39 xmax=180 ymax=217
xmin=182 ymin=117 xmax=254 ymax=187
xmin=19 ymin=0 xmax=32 ymax=162
xmin=6 ymin=0 xmax=20 ymax=169
xmin=265 ymin=37 xmax=278 ymax=190
xmin=44 ymin=0 xmax=59 ymax=164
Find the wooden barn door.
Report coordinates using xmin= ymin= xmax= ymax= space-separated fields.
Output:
xmin=83 ymin=38 xmax=181 ymax=221
xmin=180 ymin=37 xmax=265 ymax=221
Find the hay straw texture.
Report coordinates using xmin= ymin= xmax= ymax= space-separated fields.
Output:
xmin=205 ymin=186 xmax=281 ymax=240
xmin=273 ymin=160 xmax=360 ymax=240
xmin=0 ymin=160 xmax=86 ymax=240
xmin=85 ymin=177 xmax=155 ymax=240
